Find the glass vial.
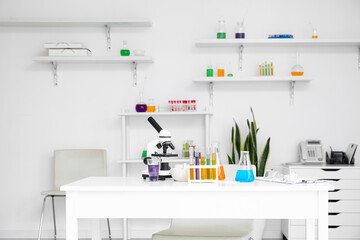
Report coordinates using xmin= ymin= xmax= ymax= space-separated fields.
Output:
xmin=217 ymin=17 xmax=226 ymax=39
xmin=235 ymin=21 xmax=245 ymax=39
xmin=206 ymin=65 xmax=214 ymax=77
xmin=120 ymin=40 xmax=130 ymax=56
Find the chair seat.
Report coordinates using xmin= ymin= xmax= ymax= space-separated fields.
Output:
xmin=41 ymin=190 xmax=65 ymax=196
xmin=152 ymin=219 xmax=253 ymax=240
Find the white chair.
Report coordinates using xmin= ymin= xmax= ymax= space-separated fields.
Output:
xmin=37 ymin=149 xmax=111 ymax=240
xmin=152 ymin=219 xmax=255 ymax=240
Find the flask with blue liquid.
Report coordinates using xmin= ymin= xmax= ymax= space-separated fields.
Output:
xmin=235 ymin=151 xmax=254 ymax=182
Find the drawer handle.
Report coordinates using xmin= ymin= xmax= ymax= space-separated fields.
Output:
xmin=328 ymin=225 xmax=340 ymax=229
xmin=329 ymin=200 xmax=340 ymax=203
xmin=321 ymin=169 xmax=340 ymax=172
xmin=329 ymin=189 xmax=340 ymax=192
xmin=319 ymin=178 xmax=340 ymax=181
xmin=329 ymin=212 xmax=340 ymax=215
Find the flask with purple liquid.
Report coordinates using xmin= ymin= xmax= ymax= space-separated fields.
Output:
xmin=147 ymin=157 xmax=160 ymax=182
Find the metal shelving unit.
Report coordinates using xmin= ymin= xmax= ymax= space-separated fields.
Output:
xmin=119 ymin=111 xmax=213 ymax=176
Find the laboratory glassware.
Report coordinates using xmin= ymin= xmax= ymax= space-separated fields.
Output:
xmin=147 ymin=99 xmax=155 ymax=112
xmin=217 ymin=17 xmax=226 ymax=39
xmin=135 ymin=92 xmax=147 ymax=112
xmin=120 ymin=40 xmax=130 ymax=56
xmin=235 ymin=21 xmax=245 ymax=39
xmin=235 ymin=151 xmax=254 ymax=182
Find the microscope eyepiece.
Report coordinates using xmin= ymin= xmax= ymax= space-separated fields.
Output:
xmin=148 ymin=117 xmax=163 ymax=133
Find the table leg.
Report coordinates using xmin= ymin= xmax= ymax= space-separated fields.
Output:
xmin=65 ymin=195 xmax=78 ymax=240
xmin=318 ymin=191 xmax=329 ymax=240
xmin=306 ymin=219 xmax=316 ymax=240
xmin=123 ymin=218 xmax=128 ymax=240
xmin=91 ymin=219 xmax=101 ymax=240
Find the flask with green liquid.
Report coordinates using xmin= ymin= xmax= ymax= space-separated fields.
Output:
xmin=120 ymin=40 xmax=130 ymax=56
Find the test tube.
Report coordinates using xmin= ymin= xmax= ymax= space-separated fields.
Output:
xmin=206 ymin=146 xmax=211 ymax=180
xmin=195 ymin=146 xmax=200 ymax=180
xmin=189 ymin=146 xmax=195 ymax=180
xmin=211 ymin=146 xmax=216 ymax=180
xmin=201 ymin=155 xmax=206 ymax=180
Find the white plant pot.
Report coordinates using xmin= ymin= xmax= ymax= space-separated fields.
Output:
xmin=222 ymin=164 xmax=266 ymax=240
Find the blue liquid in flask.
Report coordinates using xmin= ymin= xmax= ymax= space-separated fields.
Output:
xmin=235 ymin=169 xmax=254 ymax=182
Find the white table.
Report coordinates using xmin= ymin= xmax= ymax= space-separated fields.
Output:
xmin=61 ymin=177 xmax=334 ymax=240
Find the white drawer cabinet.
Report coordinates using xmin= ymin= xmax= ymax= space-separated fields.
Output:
xmin=282 ymin=165 xmax=360 ymax=240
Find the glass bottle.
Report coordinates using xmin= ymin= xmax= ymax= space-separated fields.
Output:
xmin=120 ymin=40 xmax=130 ymax=56
xmin=235 ymin=21 xmax=245 ymax=39
xmin=206 ymin=65 xmax=214 ymax=77
xmin=217 ymin=17 xmax=226 ymax=39
xmin=135 ymin=92 xmax=147 ymax=112
xmin=217 ymin=64 xmax=225 ymax=77
xmin=235 ymin=151 xmax=254 ymax=182
xmin=147 ymin=98 xmax=155 ymax=112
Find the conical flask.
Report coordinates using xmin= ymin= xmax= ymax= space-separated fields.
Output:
xmin=235 ymin=151 xmax=254 ymax=182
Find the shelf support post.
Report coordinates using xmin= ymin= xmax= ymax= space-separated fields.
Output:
xmin=51 ymin=61 xmax=58 ymax=86
xmin=105 ymin=24 xmax=111 ymax=51
xmin=239 ymin=45 xmax=244 ymax=71
xmin=132 ymin=61 xmax=138 ymax=86
xmin=290 ymin=81 xmax=295 ymax=105
xmin=358 ymin=47 xmax=360 ymax=70
xmin=209 ymin=82 xmax=214 ymax=107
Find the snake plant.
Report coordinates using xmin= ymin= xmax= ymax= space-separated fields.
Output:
xmin=227 ymin=107 xmax=271 ymax=177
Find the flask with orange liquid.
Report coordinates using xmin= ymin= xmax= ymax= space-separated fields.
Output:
xmin=213 ymin=143 xmax=225 ymax=180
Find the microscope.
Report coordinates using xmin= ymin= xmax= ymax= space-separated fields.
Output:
xmin=142 ymin=117 xmax=178 ymax=180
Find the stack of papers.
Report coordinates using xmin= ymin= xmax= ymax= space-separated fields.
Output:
xmin=44 ymin=42 xmax=91 ymax=56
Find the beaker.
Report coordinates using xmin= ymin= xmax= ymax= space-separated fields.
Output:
xmin=235 ymin=151 xmax=254 ymax=182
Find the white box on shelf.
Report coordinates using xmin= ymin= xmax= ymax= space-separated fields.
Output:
xmin=48 ymin=48 xmax=91 ymax=56
xmin=44 ymin=42 xmax=84 ymax=49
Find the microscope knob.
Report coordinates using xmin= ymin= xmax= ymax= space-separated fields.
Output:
xmin=156 ymin=143 xmax=162 ymax=149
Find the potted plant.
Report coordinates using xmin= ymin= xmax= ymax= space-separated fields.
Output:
xmin=224 ymin=107 xmax=271 ymax=240
xmin=226 ymin=107 xmax=270 ymax=177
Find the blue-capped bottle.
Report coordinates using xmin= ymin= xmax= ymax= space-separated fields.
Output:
xmin=235 ymin=151 xmax=254 ymax=182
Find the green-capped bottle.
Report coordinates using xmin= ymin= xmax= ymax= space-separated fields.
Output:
xmin=217 ymin=17 xmax=226 ymax=39
xmin=120 ymin=40 xmax=130 ymax=56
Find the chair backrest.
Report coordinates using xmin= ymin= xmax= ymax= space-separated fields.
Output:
xmin=54 ymin=149 xmax=106 ymax=190
xmin=169 ymin=219 xmax=253 ymax=237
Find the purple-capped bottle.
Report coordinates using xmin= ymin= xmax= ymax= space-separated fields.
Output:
xmin=235 ymin=21 xmax=245 ymax=39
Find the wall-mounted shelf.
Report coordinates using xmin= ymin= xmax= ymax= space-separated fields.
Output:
xmin=195 ymin=39 xmax=360 ymax=70
xmin=119 ymin=111 xmax=213 ymax=116
xmin=193 ymin=76 xmax=313 ymax=106
xmin=33 ymin=56 xmax=154 ymax=86
xmin=0 ymin=18 xmax=152 ymax=51
xmin=118 ymin=159 xmax=189 ymax=164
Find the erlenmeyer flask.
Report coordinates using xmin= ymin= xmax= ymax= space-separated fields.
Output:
xmin=235 ymin=151 xmax=254 ymax=182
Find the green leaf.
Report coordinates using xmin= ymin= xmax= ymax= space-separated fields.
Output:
xmin=250 ymin=107 xmax=257 ymax=132
xmin=231 ymin=127 xmax=235 ymax=163
xmin=258 ymin=138 xmax=271 ymax=176
xmin=234 ymin=120 xmax=241 ymax=160
xmin=250 ymin=122 xmax=258 ymax=169
xmin=227 ymin=154 xmax=234 ymax=164
xmin=243 ymin=134 xmax=249 ymax=151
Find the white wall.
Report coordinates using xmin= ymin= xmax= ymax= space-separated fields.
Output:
xmin=0 ymin=0 xmax=360 ymax=238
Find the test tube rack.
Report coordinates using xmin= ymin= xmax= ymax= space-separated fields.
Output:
xmin=187 ymin=164 xmax=219 ymax=183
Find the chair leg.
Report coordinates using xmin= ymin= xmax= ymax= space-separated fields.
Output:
xmin=37 ymin=195 xmax=50 ymax=240
xmin=106 ymin=218 xmax=112 ymax=240
xmin=51 ymin=196 xmax=57 ymax=240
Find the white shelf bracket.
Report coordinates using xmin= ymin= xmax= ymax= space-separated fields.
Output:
xmin=51 ymin=61 xmax=58 ymax=86
xmin=290 ymin=81 xmax=295 ymax=105
xmin=132 ymin=61 xmax=138 ymax=86
xmin=105 ymin=24 xmax=111 ymax=51
xmin=239 ymin=45 xmax=244 ymax=71
xmin=209 ymin=82 xmax=214 ymax=107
